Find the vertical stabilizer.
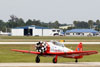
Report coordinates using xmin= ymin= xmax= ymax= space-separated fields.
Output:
xmin=75 ymin=42 xmax=83 ymax=51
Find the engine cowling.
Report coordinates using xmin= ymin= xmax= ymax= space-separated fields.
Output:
xmin=36 ymin=41 xmax=47 ymax=53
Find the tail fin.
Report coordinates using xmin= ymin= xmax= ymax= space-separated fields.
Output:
xmin=75 ymin=42 xmax=83 ymax=51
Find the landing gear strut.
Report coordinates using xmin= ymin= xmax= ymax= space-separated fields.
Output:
xmin=75 ymin=59 xmax=78 ymax=63
xmin=52 ymin=56 xmax=57 ymax=63
xmin=35 ymin=55 xmax=40 ymax=63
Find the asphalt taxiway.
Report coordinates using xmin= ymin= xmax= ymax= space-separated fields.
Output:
xmin=0 ymin=42 xmax=100 ymax=44
xmin=0 ymin=62 xmax=100 ymax=67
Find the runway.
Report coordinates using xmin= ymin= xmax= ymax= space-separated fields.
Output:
xmin=0 ymin=62 xmax=100 ymax=67
xmin=0 ymin=42 xmax=100 ymax=44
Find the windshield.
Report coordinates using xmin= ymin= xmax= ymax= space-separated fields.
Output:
xmin=50 ymin=40 xmax=65 ymax=47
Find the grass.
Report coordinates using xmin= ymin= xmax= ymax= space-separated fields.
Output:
xmin=0 ymin=44 xmax=100 ymax=63
xmin=1 ymin=36 xmax=100 ymax=39
xmin=0 ymin=36 xmax=100 ymax=42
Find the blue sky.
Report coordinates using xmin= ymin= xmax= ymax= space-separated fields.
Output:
xmin=0 ymin=0 xmax=100 ymax=24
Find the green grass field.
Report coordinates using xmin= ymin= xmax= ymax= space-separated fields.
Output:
xmin=0 ymin=36 xmax=100 ymax=42
xmin=0 ymin=44 xmax=100 ymax=63
xmin=1 ymin=36 xmax=100 ymax=39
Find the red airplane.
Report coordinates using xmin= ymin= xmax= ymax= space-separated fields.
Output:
xmin=12 ymin=41 xmax=98 ymax=63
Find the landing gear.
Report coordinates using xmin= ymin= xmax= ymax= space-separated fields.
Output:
xmin=52 ymin=56 xmax=58 ymax=63
xmin=35 ymin=55 xmax=40 ymax=63
xmin=53 ymin=58 xmax=57 ymax=63
xmin=75 ymin=59 xmax=78 ymax=63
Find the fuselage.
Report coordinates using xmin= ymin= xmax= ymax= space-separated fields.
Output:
xmin=36 ymin=41 xmax=83 ymax=59
xmin=46 ymin=42 xmax=82 ymax=59
xmin=47 ymin=42 xmax=73 ymax=52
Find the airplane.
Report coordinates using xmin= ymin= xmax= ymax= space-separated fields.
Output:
xmin=11 ymin=40 xmax=98 ymax=63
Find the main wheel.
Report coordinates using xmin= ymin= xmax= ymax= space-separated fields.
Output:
xmin=35 ymin=55 xmax=40 ymax=63
xmin=52 ymin=58 xmax=57 ymax=63
xmin=75 ymin=59 xmax=78 ymax=63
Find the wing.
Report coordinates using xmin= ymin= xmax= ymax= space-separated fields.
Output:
xmin=11 ymin=49 xmax=40 ymax=54
xmin=67 ymin=51 xmax=98 ymax=56
xmin=12 ymin=49 xmax=98 ymax=56
xmin=47 ymin=51 xmax=98 ymax=56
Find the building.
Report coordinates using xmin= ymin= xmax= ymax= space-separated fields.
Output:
xmin=65 ymin=29 xmax=99 ymax=36
xmin=11 ymin=25 xmax=63 ymax=36
xmin=59 ymin=24 xmax=74 ymax=29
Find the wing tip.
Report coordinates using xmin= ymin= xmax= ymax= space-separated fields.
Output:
xmin=11 ymin=49 xmax=17 ymax=51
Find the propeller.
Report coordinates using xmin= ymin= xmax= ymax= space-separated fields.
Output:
xmin=35 ymin=41 xmax=47 ymax=53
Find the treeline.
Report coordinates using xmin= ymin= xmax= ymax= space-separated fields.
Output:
xmin=73 ymin=20 xmax=100 ymax=31
xmin=0 ymin=15 xmax=100 ymax=32
xmin=0 ymin=15 xmax=65 ymax=32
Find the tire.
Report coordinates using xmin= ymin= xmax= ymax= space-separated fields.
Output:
xmin=52 ymin=58 xmax=57 ymax=63
xmin=75 ymin=59 xmax=78 ymax=63
xmin=35 ymin=56 xmax=40 ymax=63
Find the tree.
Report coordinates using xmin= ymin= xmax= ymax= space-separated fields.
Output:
xmin=0 ymin=20 xmax=7 ymax=32
xmin=34 ymin=20 xmax=41 ymax=26
xmin=17 ymin=18 xmax=25 ymax=27
xmin=53 ymin=21 xmax=60 ymax=28
xmin=41 ymin=22 xmax=48 ymax=27
xmin=73 ymin=21 xmax=89 ymax=29
xmin=7 ymin=15 xmax=25 ymax=28
xmin=7 ymin=15 xmax=19 ymax=28
xmin=26 ymin=19 xmax=33 ymax=26
xmin=80 ymin=21 xmax=89 ymax=28
xmin=95 ymin=20 xmax=100 ymax=31
xmin=88 ymin=20 xmax=94 ymax=29
xmin=96 ymin=19 xmax=100 ymax=25
xmin=73 ymin=21 xmax=79 ymax=28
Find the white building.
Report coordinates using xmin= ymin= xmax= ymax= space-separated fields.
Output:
xmin=11 ymin=25 xmax=63 ymax=36
xmin=65 ymin=29 xmax=99 ymax=36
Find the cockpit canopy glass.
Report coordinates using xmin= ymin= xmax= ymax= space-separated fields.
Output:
xmin=50 ymin=40 xmax=65 ymax=47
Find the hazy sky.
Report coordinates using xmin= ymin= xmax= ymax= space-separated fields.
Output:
xmin=0 ymin=0 xmax=100 ymax=24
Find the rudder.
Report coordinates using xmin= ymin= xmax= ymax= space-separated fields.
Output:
xmin=75 ymin=42 xmax=83 ymax=51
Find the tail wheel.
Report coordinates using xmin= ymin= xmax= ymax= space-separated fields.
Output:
xmin=35 ymin=55 xmax=40 ymax=63
xmin=75 ymin=59 xmax=78 ymax=63
xmin=53 ymin=58 xmax=57 ymax=63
